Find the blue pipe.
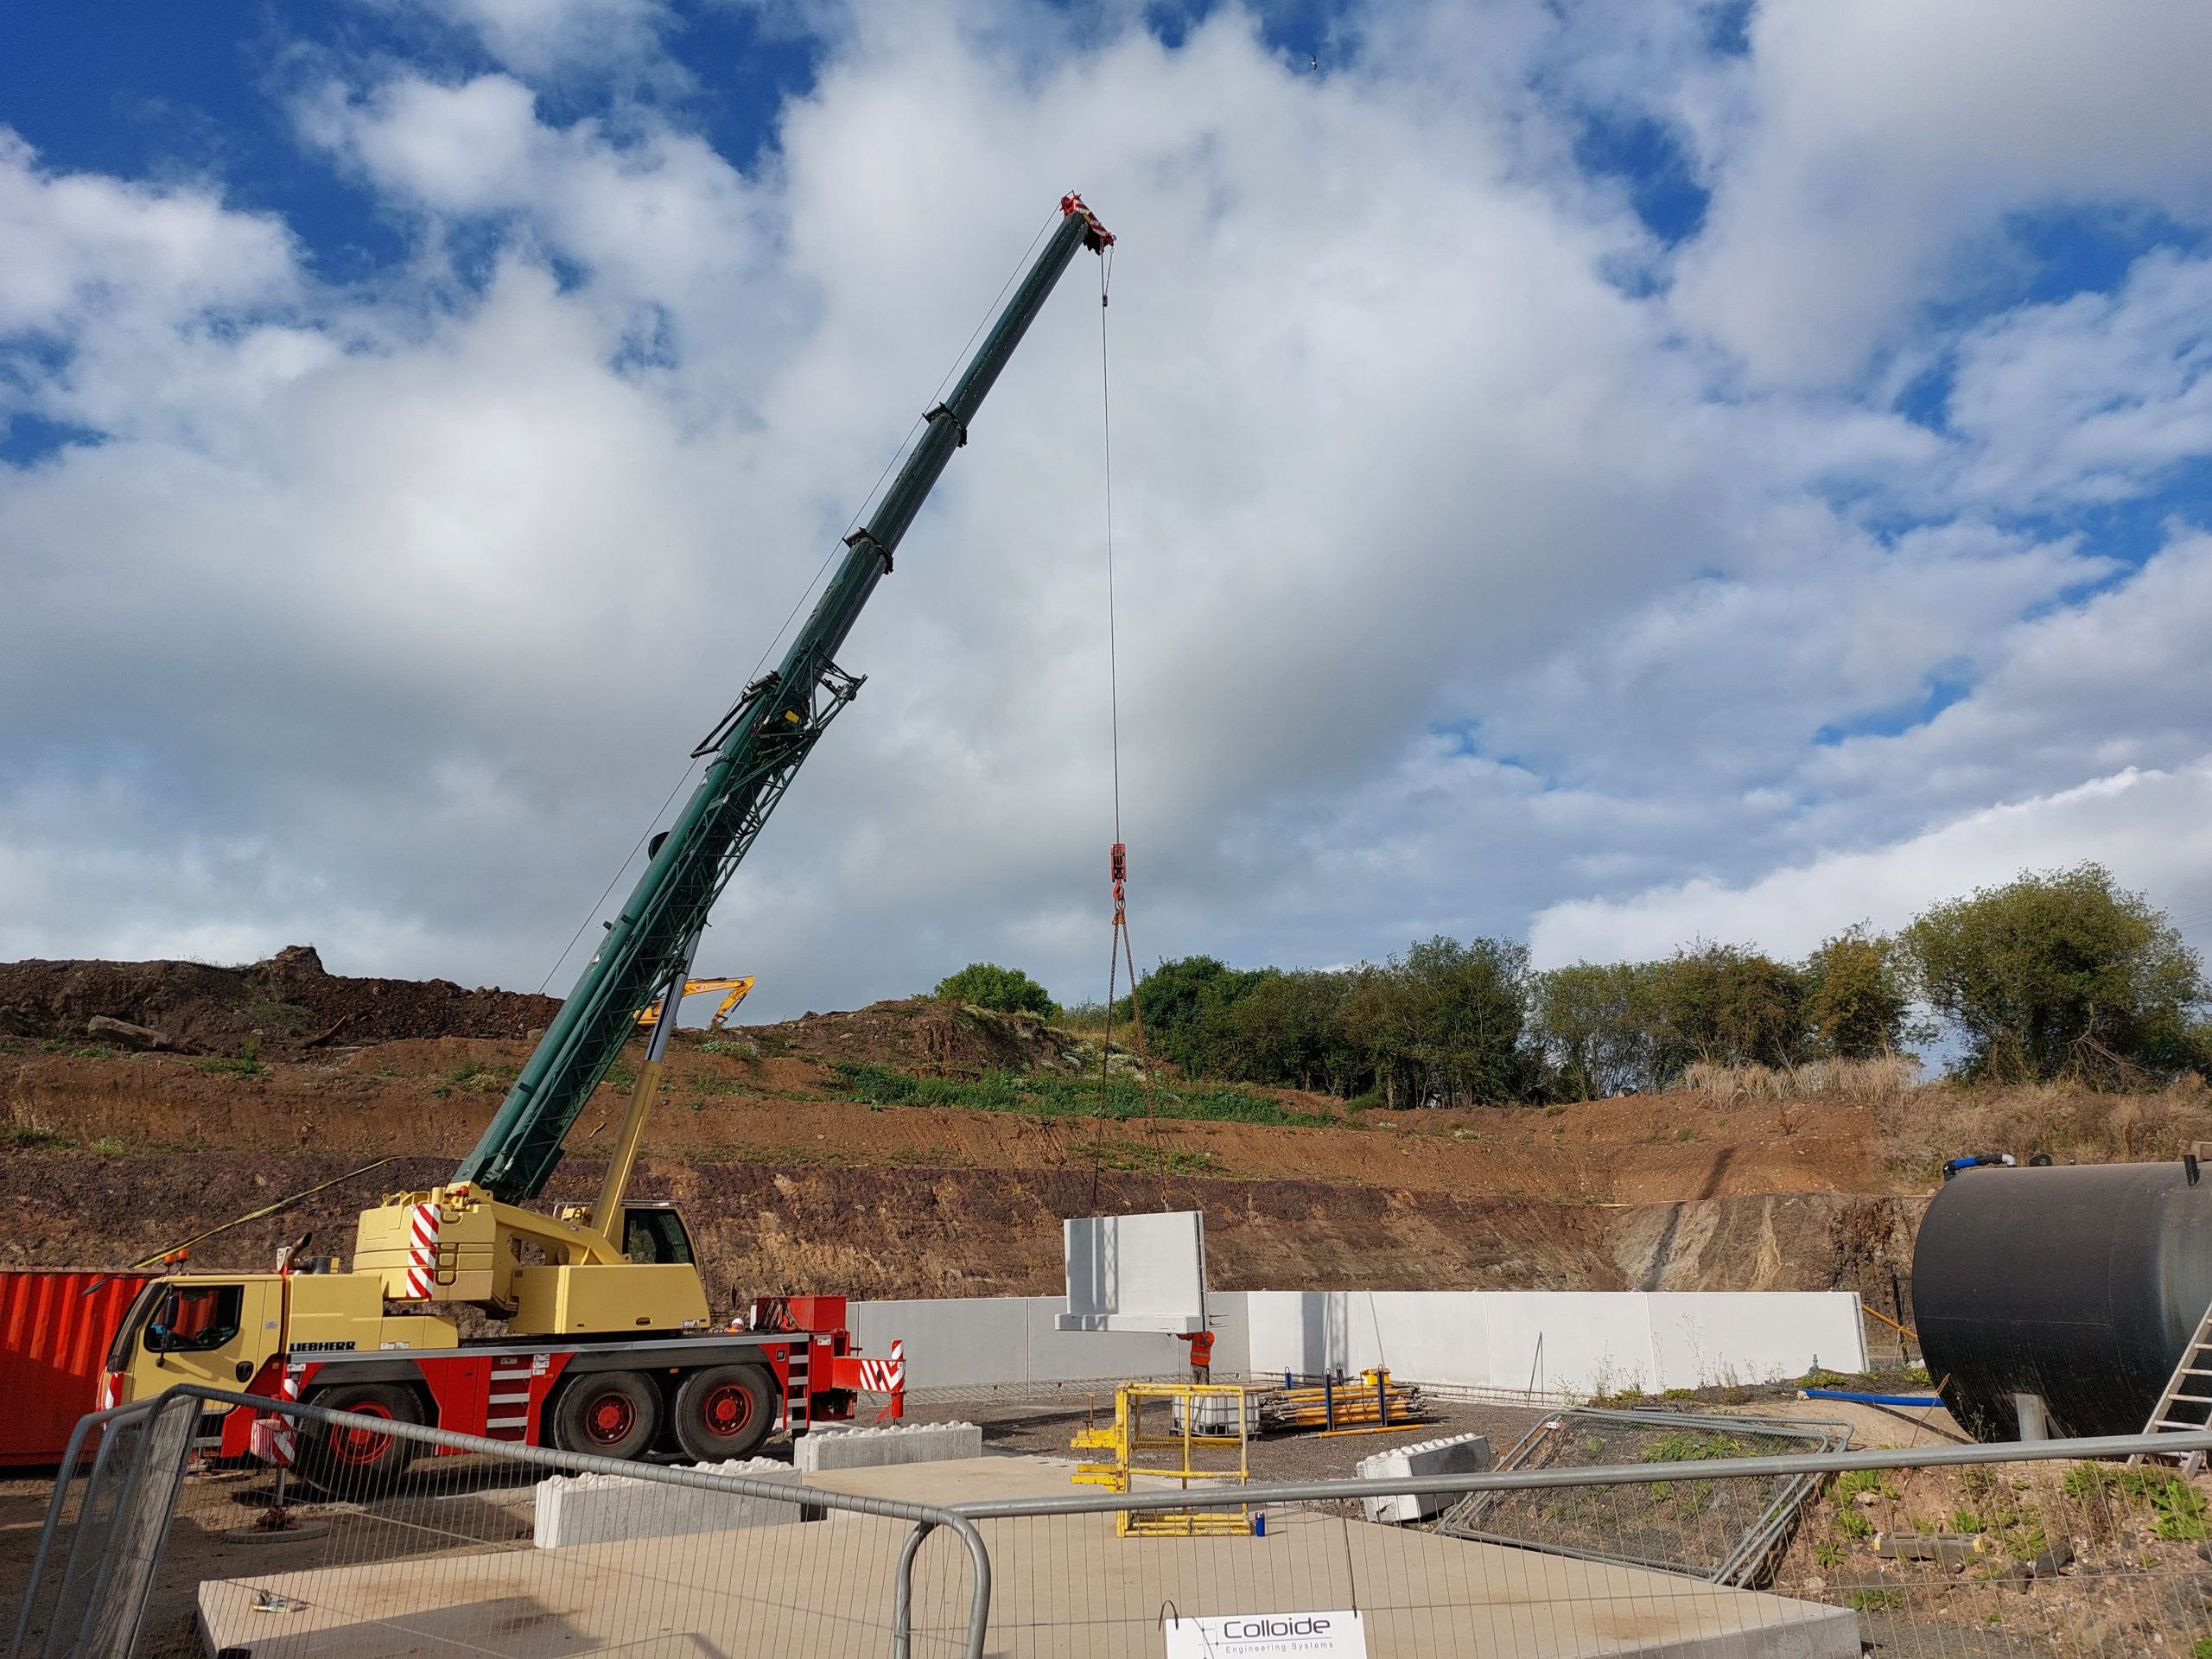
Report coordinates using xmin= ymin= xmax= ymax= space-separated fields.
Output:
xmin=1802 ymin=1388 xmax=1942 ymax=1407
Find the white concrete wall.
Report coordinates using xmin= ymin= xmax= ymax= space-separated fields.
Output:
xmin=845 ymin=1295 xmax=1197 ymax=1389
xmin=1239 ymin=1290 xmax=1866 ymax=1396
xmin=848 ymin=1289 xmax=1864 ymax=1396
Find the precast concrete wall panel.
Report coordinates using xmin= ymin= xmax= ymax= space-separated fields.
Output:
xmin=849 ymin=1288 xmax=1868 ymax=1397
xmin=844 ymin=1295 xmax=1030 ymax=1391
xmin=1024 ymin=1297 xmax=1186 ymax=1381
xmin=1644 ymin=1291 xmax=1866 ymax=1389
xmin=1199 ymin=1284 xmax=1252 ymax=1374
xmin=1482 ymin=1292 xmax=1655 ymax=1398
xmin=1057 ymin=1211 xmax=1207 ymax=1332
xmin=1241 ymin=1292 xmax=1488 ymax=1385
xmin=1365 ymin=1292 xmax=1490 ymax=1388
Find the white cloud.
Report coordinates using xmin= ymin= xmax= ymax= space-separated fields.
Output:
xmin=1945 ymin=250 xmax=2212 ymax=509
xmin=0 ymin=133 xmax=297 ymax=338
xmin=3 ymin=1 xmax=2212 ymax=1019
xmin=1670 ymin=0 xmax=2212 ymax=386
xmin=372 ymin=0 xmax=677 ymax=81
xmin=1529 ymin=760 xmax=2212 ymax=967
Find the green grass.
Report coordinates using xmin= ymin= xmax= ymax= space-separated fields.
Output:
xmin=1071 ymin=1138 xmax=1222 ymax=1175
xmin=1846 ymin=1588 xmax=1905 ymax=1611
xmin=684 ymin=1076 xmax=753 ymax=1098
xmin=830 ymin=1063 xmax=1344 ymax=1129
xmin=193 ymin=1039 xmax=266 ymax=1078
xmin=2062 ymin=1460 xmax=2204 ymax=1537
xmin=4 ymin=1126 xmax=76 ymax=1149
xmin=1834 ymin=1469 xmax=1892 ymax=1501
xmin=1642 ymin=1431 xmax=1745 ymax=1463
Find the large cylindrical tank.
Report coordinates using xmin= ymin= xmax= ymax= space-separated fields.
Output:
xmin=1913 ymin=1160 xmax=2212 ymax=1440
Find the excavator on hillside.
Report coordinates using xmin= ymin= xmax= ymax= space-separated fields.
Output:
xmin=635 ymin=976 xmax=754 ymax=1030
xmin=98 ymin=194 xmax=1116 ymax=1484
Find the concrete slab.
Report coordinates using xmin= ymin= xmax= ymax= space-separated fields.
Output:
xmin=200 ymin=1497 xmax=1858 ymax=1657
xmin=801 ymin=1452 xmax=1078 ymax=1507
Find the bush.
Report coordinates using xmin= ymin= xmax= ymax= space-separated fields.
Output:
xmin=931 ymin=963 xmax=1058 ymax=1019
xmin=1902 ymin=863 xmax=2207 ymax=1084
xmin=1803 ymin=925 xmax=1916 ymax=1059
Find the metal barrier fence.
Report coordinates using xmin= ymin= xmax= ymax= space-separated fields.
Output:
xmin=930 ymin=1430 xmax=2212 ymax=1658
xmin=11 ymin=1394 xmax=201 ymax=1659
xmin=16 ymin=1392 xmax=2212 ymax=1658
xmin=10 ymin=1384 xmax=988 ymax=1659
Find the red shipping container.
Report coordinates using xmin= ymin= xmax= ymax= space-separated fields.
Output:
xmin=0 ymin=1269 xmax=156 ymax=1466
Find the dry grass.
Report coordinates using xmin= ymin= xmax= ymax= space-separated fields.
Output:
xmin=1679 ymin=1055 xmax=1923 ymax=1103
xmin=1875 ymin=1072 xmax=2212 ymax=1181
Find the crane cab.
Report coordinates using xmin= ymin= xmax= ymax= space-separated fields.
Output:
xmin=102 ymin=1274 xmax=284 ymax=1408
xmin=619 ymin=1201 xmax=696 ymax=1266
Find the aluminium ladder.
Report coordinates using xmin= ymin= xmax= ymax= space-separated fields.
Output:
xmin=2133 ymin=1297 xmax=2212 ymax=1474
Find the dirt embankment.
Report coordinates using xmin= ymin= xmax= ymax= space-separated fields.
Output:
xmin=1 ymin=1033 xmax=1890 ymax=1198
xmin=0 ymin=945 xmax=561 ymax=1055
xmin=0 ymin=1144 xmax=1913 ymax=1306
xmin=32 ymin=947 xmax=2177 ymax=1305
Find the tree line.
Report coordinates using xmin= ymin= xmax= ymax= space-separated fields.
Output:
xmin=936 ymin=864 xmax=2209 ymax=1103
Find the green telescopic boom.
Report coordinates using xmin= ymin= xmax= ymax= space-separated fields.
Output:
xmin=454 ymin=195 xmax=1115 ymax=1202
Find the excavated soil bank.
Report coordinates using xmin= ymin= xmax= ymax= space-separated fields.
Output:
xmin=0 ymin=945 xmax=560 ymax=1054
xmin=0 ymin=1147 xmax=1918 ymax=1305
xmin=26 ymin=949 xmax=2197 ymax=1308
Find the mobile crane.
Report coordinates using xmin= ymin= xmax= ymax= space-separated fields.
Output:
xmin=99 ymin=194 xmax=1116 ymax=1483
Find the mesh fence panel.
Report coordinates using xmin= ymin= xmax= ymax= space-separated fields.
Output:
xmin=15 ymin=1391 xmax=981 ymax=1659
xmin=964 ymin=1446 xmax=2212 ymax=1657
xmin=1434 ymin=1407 xmax=1850 ymax=1584
xmin=10 ymin=1426 xmax=99 ymax=1659
xmin=15 ymin=1396 xmax=200 ymax=1659
xmin=21 ymin=1389 xmax=2212 ymax=1658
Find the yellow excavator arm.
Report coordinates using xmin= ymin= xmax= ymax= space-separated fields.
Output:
xmin=633 ymin=976 xmax=755 ymax=1031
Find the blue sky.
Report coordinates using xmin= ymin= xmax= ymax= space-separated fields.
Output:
xmin=5 ymin=0 xmax=2212 ymax=1016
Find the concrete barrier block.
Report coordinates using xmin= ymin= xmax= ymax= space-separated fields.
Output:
xmin=793 ymin=1421 xmax=983 ymax=1473
xmin=534 ymin=1457 xmax=803 ymax=1548
xmin=1354 ymin=1433 xmax=1491 ymax=1524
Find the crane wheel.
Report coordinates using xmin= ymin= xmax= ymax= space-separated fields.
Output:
xmin=300 ymin=1383 xmax=420 ymax=1496
xmin=551 ymin=1370 xmax=659 ymax=1461
xmin=672 ymin=1364 xmax=777 ymax=1461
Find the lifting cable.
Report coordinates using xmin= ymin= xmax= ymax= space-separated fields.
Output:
xmin=1086 ymin=240 xmax=1171 ymax=1211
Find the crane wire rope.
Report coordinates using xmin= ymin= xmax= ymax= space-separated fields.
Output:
xmin=535 ymin=209 xmax=1064 ymax=998
xmin=1084 ymin=241 xmax=1170 ymax=1211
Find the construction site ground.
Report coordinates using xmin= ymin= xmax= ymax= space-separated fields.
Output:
xmin=10 ymin=1381 xmax=2171 ymax=1659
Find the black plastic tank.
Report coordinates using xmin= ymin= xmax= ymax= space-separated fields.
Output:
xmin=1913 ymin=1160 xmax=2212 ymax=1440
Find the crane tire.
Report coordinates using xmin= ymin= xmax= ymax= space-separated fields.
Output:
xmin=551 ymin=1370 xmax=659 ymax=1461
xmin=300 ymin=1382 xmax=420 ymax=1496
xmin=671 ymin=1364 xmax=778 ymax=1461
